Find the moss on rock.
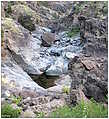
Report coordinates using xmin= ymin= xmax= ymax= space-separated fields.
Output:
xmin=11 ymin=4 xmax=42 ymax=25
xmin=2 ymin=18 xmax=21 ymax=33
xmin=18 ymin=14 xmax=35 ymax=31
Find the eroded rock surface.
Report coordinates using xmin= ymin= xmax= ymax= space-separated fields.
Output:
xmin=69 ymin=2 xmax=108 ymax=105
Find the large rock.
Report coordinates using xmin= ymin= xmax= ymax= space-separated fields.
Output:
xmin=78 ymin=16 xmax=108 ymax=56
xmin=41 ymin=32 xmax=56 ymax=47
xmin=68 ymin=56 xmax=108 ymax=104
xmin=69 ymin=4 xmax=108 ymax=105
xmin=20 ymin=108 xmax=36 ymax=118
xmin=1 ymin=58 xmax=46 ymax=97
xmin=2 ymin=18 xmax=53 ymax=75
xmin=11 ymin=4 xmax=42 ymax=25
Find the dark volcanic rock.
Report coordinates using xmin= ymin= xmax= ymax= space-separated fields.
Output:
xmin=69 ymin=4 xmax=108 ymax=105
xmin=69 ymin=56 xmax=108 ymax=104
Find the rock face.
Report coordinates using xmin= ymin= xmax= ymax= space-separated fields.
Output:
xmin=1 ymin=1 xmax=108 ymax=118
xmin=69 ymin=2 xmax=108 ymax=105
xmin=1 ymin=58 xmax=46 ymax=97
xmin=69 ymin=56 xmax=108 ymax=103
xmin=11 ymin=4 xmax=42 ymax=25
xmin=2 ymin=18 xmax=53 ymax=75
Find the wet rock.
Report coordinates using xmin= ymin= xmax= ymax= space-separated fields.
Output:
xmin=65 ymin=52 xmax=77 ymax=59
xmin=48 ymin=47 xmax=61 ymax=56
xmin=46 ymin=57 xmax=68 ymax=76
xmin=2 ymin=18 xmax=54 ymax=75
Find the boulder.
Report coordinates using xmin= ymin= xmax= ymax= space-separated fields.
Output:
xmin=65 ymin=52 xmax=77 ymax=59
xmin=20 ymin=108 xmax=36 ymax=118
xmin=2 ymin=18 xmax=52 ymax=75
xmin=41 ymin=32 xmax=56 ymax=47
xmin=68 ymin=56 xmax=108 ymax=104
xmin=68 ymin=5 xmax=107 ymax=105
xmin=11 ymin=4 xmax=42 ymax=25
xmin=1 ymin=59 xmax=46 ymax=96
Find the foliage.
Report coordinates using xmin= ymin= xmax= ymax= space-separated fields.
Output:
xmin=36 ymin=112 xmax=45 ymax=118
xmin=1 ymin=27 xmax=4 ymax=39
xmin=5 ymin=2 xmax=12 ymax=17
xmin=12 ymin=4 xmax=36 ymax=16
xmin=11 ymin=95 xmax=22 ymax=105
xmin=67 ymin=27 xmax=80 ymax=37
xmin=62 ymin=86 xmax=70 ymax=94
xmin=1 ymin=104 xmax=21 ymax=118
xmin=74 ymin=5 xmax=83 ymax=14
xmin=102 ymin=1 xmax=108 ymax=15
xmin=49 ymin=99 xmax=108 ymax=118
xmin=53 ymin=13 xmax=59 ymax=20
xmin=18 ymin=14 xmax=35 ymax=31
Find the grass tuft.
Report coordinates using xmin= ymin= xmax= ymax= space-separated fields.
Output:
xmin=49 ymin=99 xmax=108 ymax=118
xmin=1 ymin=104 xmax=21 ymax=118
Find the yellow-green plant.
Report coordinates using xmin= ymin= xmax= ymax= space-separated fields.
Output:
xmin=11 ymin=95 xmax=22 ymax=105
xmin=62 ymin=86 xmax=70 ymax=94
xmin=36 ymin=112 xmax=45 ymax=118
xmin=1 ymin=104 xmax=21 ymax=118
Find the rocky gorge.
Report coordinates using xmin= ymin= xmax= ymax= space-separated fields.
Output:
xmin=1 ymin=1 xmax=108 ymax=118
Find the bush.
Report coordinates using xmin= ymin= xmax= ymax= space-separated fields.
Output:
xmin=1 ymin=27 xmax=4 ymax=39
xmin=67 ymin=27 xmax=80 ymax=37
xmin=18 ymin=14 xmax=35 ymax=31
xmin=11 ymin=95 xmax=22 ymax=105
xmin=1 ymin=104 xmax=21 ymax=118
xmin=62 ymin=86 xmax=70 ymax=94
xmin=49 ymin=99 xmax=108 ymax=118
xmin=5 ymin=2 xmax=13 ymax=17
xmin=36 ymin=112 xmax=45 ymax=118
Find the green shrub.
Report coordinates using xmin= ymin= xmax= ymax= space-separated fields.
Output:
xmin=62 ymin=86 xmax=70 ymax=94
xmin=11 ymin=95 xmax=22 ymax=105
xmin=49 ymin=99 xmax=108 ymax=118
xmin=67 ymin=27 xmax=80 ymax=37
xmin=1 ymin=27 xmax=4 ymax=39
xmin=5 ymin=2 xmax=13 ymax=17
xmin=1 ymin=104 xmax=21 ymax=118
xmin=18 ymin=14 xmax=35 ymax=31
xmin=36 ymin=112 xmax=45 ymax=118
